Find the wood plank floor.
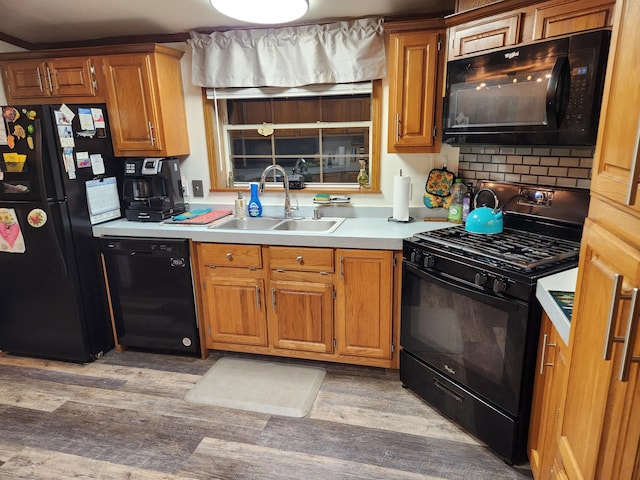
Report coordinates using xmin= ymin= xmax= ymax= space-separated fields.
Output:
xmin=0 ymin=349 xmax=533 ymax=479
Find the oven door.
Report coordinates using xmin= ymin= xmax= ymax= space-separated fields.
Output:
xmin=401 ymin=262 xmax=530 ymax=416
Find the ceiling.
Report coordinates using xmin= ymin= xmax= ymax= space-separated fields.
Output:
xmin=0 ymin=0 xmax=454 ymax=49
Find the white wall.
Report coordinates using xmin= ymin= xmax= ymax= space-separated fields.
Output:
xmin=0 ymin=40 xmax=459 ymax=208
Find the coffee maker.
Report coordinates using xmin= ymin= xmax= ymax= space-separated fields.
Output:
xmin=122 ymin=158 xmax=186 ymax=221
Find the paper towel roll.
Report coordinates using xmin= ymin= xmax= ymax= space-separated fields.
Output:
xmin=392 ymin=175 xmax=411 ymax=221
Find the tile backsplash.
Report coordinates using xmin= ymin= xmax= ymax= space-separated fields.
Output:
xmin=457 ymin=146 xmax=594 ymax=189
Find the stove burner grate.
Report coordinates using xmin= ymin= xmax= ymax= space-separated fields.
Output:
xmin=413 ymin=226 xmax=580 ymax=271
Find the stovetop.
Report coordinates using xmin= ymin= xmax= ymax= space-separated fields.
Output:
xmin=413 ymin=225 xmax=581 ymax=271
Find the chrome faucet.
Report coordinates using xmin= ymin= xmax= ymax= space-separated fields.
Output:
xmin=258 ymin=164 xmax=297 ymax=218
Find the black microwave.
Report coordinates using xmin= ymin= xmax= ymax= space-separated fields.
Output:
xmin=442 ymin=30 xmax=611 ymax=146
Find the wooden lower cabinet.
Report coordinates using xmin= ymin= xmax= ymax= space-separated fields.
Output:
xmin=202 ymin=275 xmax=268 ymax=347
xmin=528 ymin=313 xmax=568 ymax=479
xmin=195 ymin=243 xmax=398 ymax=368
xmin=197 ymin=244 xmax=268 ymax=348
xmin=267 ymin=246 xmax=335 ymax=354
xmin=555 ymin=218 xmax=640 ymax=480
xmin=335 ymin=249 xmax=394 ymax=361
xmin=268 ymin=280 xmax=334 ymax=353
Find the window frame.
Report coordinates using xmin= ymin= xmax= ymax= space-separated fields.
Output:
xmin=202 ymin=80 xmax=382 ymax=193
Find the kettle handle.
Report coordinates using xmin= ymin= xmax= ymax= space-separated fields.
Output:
xmin=473 ymin=188 xmax=500 ymax=210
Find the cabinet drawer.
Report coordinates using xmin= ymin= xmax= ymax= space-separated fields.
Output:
xmin=268 ymin=247 xmax=334 ymax=272
xmin=199 ymin=244 xmax=262 ymax=268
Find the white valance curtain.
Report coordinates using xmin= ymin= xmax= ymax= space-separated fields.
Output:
xmin=189 ymin=17 xmax=385 ymax=88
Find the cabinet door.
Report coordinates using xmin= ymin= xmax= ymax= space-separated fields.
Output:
xmin=335 ymin=249 xmax=393 ymax=359
xmin=449 ymin=13 xmax=521 ymax=58
xmin=1 ymin=60 xmax=50 ymax=99
xmin=589 ymin=0 xmax=640 ymax=215
xmin=528 ymin=313 xmax=568 ymax=479
xmin=202 ymin=276 xmax=267 ymax=347
xmin=268 ymin=280 xmax=334 ymax=353
xmin=558 ymin=220 xmax=640 ymax=479
xmin=47 ymin=57 xmax=97 ymax=98
xmin=102 ymin=54 xmax=163 ymax=154
xmin=532 ymin=0 xmax=615 ymax=40
xmin=387 ymin=31 xmax=441 ymax=153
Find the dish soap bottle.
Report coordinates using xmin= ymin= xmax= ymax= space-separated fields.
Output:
xmin=235 ymin=192 xmax=247 ymax=219
xmin=448 ymin=178 xmax=466 ymax=224
xmin=247 ymin=182 xmax=262 ymax=217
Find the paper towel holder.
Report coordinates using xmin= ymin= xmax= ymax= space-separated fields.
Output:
xmin=388 ymin=216 xmax=414 ymax=223
xmin=389 ymin=169 xmax=414 ymax=223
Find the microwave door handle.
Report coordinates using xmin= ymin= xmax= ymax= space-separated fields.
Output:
xmin=545 ymin=57 xmax=568 ymax=128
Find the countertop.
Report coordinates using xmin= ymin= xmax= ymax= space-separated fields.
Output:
xmin=536 ymin=268 xmax=577 ymax=345
xmin=92 ymin=206 xmax=453 ymax=250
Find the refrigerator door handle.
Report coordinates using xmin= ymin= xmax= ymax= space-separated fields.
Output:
xmin=49 ymin=224 xmax=69 ymax=277
xmin=44 ymin=205 xmax=69 ymax=278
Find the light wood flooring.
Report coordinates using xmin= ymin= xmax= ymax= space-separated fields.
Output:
xmin=0 ymin=349 xmax=533 ymax=479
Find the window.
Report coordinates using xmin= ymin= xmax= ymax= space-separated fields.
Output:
xmin=204 ymin=81 xmax=382 ymax=192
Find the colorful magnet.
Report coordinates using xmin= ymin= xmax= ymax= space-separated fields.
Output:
xmin=27 ymin=208 xmax=47 ymax=228
xmin=0 ymin=208 xmax=25 ymax=253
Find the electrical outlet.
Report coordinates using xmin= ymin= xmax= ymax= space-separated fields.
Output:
xmin=192 ymin=180 xmax=204 ymax=198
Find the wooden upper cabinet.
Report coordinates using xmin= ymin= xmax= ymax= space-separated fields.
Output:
xmin=590 ymin=0 xmax=640 ymax=216
xmin=101 ymin=45 xmax=189 ymax=157
xmin=1 ymin=57 xmax=98 ymax=102
xmin=532 ymin=0 xmax=616 ymax=40
xmin=387 ymin=30 xmax=443 ymax=153
xmin=449 ymin=12 xmax=521 ymax=58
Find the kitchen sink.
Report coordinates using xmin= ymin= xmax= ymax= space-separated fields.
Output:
xmin=210 ymin=217 xmax=284 ymax=230
xmin=209 ymin=216 xmax=345 ymax=233
xmin=272 ymin=218 xmax=344 ymax=233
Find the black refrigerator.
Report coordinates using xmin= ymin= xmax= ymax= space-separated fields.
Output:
xmin=0 ymin=104 xmax=121 ymax=362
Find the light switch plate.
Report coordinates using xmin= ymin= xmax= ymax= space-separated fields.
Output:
xmin=192 ymin=180 xmax=204 ymax=198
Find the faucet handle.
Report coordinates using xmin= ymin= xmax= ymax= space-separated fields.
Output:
xmin=291 ymin=199 xmax=299 ymax=212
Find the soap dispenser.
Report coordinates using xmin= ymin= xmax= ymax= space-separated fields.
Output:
xmin=247 ymin=182 xmax=262 ymax=217
xmin=235 ymin=192 xmax=247 ymax=219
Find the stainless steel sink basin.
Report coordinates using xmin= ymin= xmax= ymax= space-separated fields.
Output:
xmin=209 ymin=216 xmax=345 ymax=233
xmin=210 ymin=217 xmax=284 ymax=230
xmin=272 ymin=218 xmax=344 ymax=233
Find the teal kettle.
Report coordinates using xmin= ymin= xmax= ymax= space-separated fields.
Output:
xmin=465 ymin=188 xmax=504 ymax=234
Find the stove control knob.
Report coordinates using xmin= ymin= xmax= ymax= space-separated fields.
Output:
xmin=474 ymin=272 xmax=488 ymax=286
xmin=423 ymin=254 xmax=435 ymax=268
xmin=493 ymin=278 xmax=508 ymax=293
xmin=410 ymin=250 xmax=421 ymax=264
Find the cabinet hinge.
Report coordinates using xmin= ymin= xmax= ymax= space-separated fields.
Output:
xmin=433 ymin=125 xmax=437 ymax=138
xmin=392 ymin=343 xmax=396 ymax=353
xmin=437 ymin=34 xmax=442 ymax=52
xmin=333 ymin=289 xmax=337 ymax=299
xmin=392 ymin=256 xmax=397 ymax=268
xmin=333 ymin=338 xmax=337 ymax=348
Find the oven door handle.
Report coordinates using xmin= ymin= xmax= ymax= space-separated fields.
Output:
xmin=404 ymin=262 xmax=527 ymax=308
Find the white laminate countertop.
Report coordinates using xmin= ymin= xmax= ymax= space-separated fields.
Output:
xmin=536 ymin=268 xmax=577 ymax=345
xmin=92 ymin=209 xmax=453 ymax=250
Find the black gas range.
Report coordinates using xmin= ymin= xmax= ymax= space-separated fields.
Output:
xmin=400 ymin=180 xmax=589 ymax=465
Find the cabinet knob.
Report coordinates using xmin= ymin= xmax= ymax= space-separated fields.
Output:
xmin=296 ymin=255 xmax=303 ymax=264
xmin=226 ymin=252 xmax=233 ymax=261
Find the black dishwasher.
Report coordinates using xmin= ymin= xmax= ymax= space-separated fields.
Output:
xmin=100 ymin=237 xmax=200 ymax=355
